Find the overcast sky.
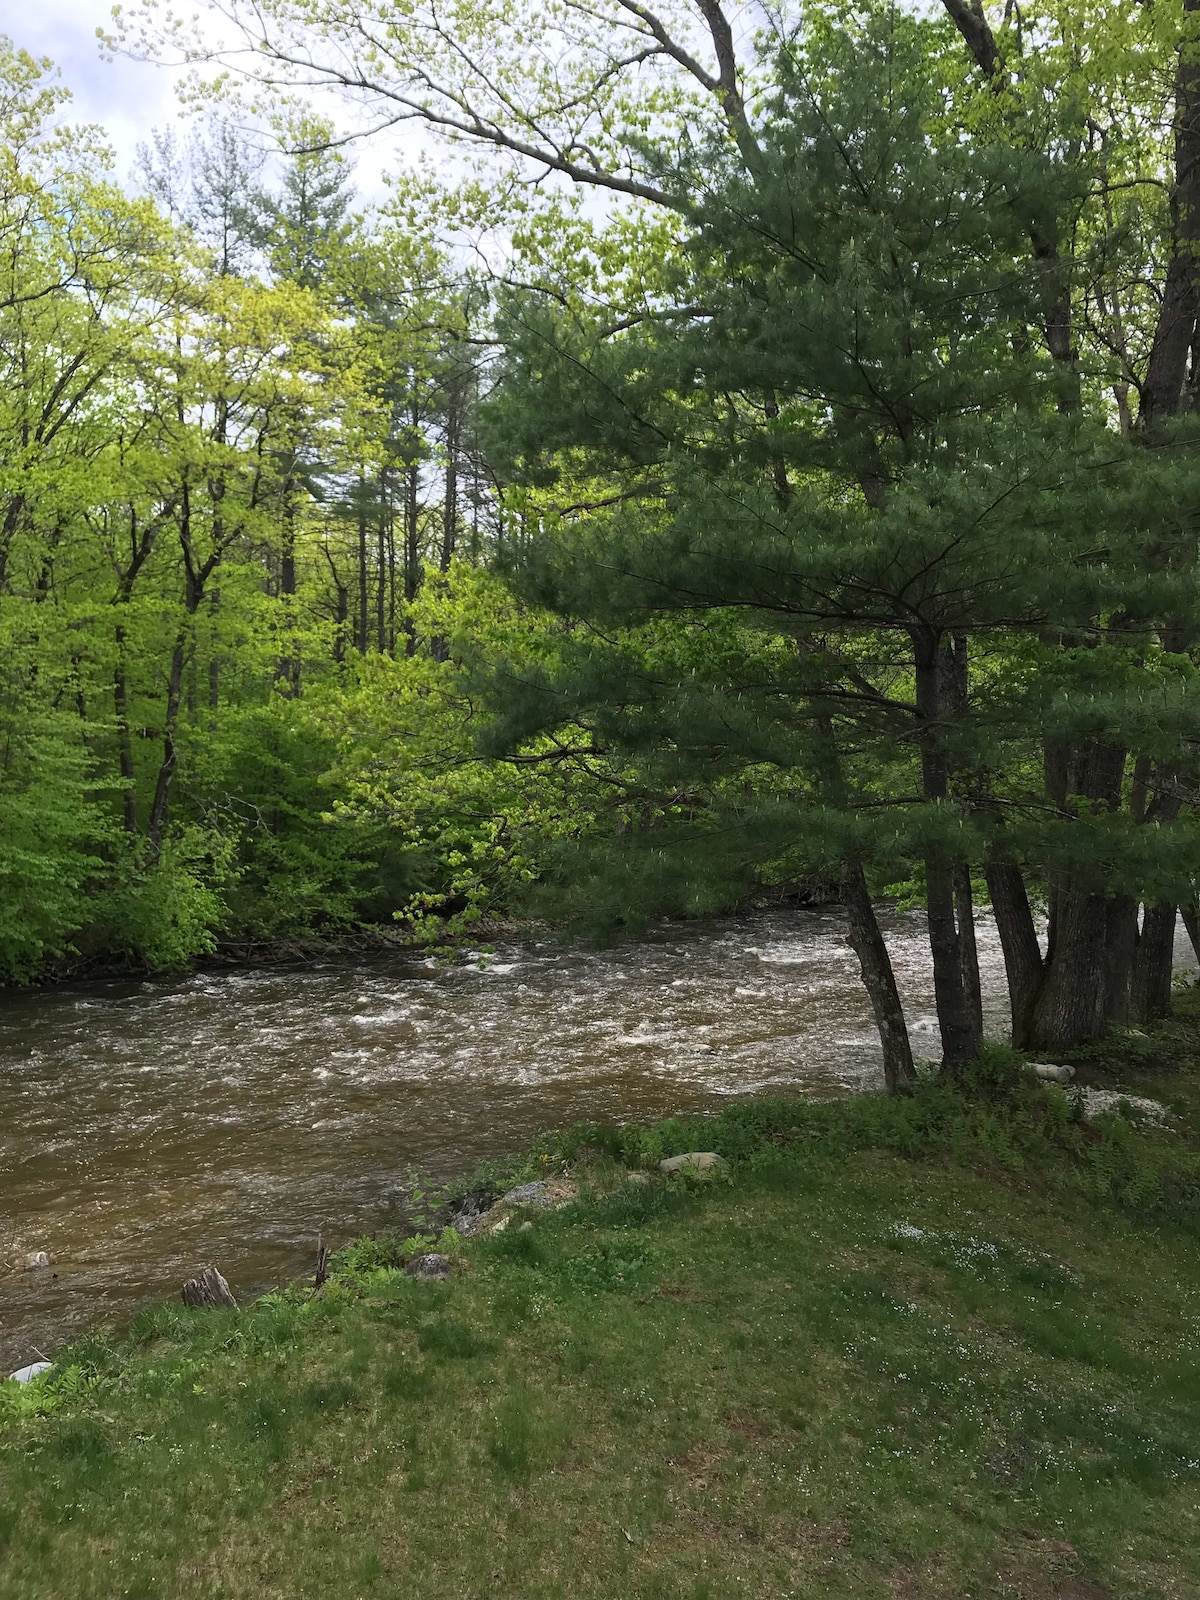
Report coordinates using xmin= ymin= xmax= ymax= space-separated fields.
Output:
xmin=8 ymin=0 xmax=410 ymax=200
xmin=12 ymin=0 xmax=183 ymax=180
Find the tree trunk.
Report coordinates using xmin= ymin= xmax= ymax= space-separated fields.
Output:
xmin=1139 ymin=0 xmax=1200 ymax=425
xmin=984 ymin=859 xmax=1043 ymax=1046
xmin=113 ymin=625 xmax=138 ymax=835
xmin=1028 ymin=889 xmax=1108 ymax=1050
xmin=181 ymin=1266 xmax=238 ymax=1310
xmin=357 ymin=477 xmax=369 ymax=656
xmin=404 ymin=460 xmax=421 ymax=656
xmin=441 ymin=397 xmax=459 ymax=572
xmin=954 ymin=863 xmax=984 ymax=1042
xmin=1029 ymin=738 xmax=1126 ymax=1047
xmin=377 ymin=480 xmax=388 ymax=654
xmin=208 ymin=588 xmax=220 ymax=720
xmin=1104 ymin=894 xmax=1139 ymax=1025
xmin=147 ymin=633 xmax=187 ymax=856
xmin=1131 ymin=902 xmax=1178 ymax=1022
xmin=277 ymin=505 xmax=298 ymax=695
xmin=912 ymin=629 xmax=981 ymax=1074
xmin=841 ymin=857 xmax=915 ymax=1092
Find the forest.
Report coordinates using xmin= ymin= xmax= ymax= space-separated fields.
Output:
xmin=6 ymin=0 xmax=1200 ymax=1085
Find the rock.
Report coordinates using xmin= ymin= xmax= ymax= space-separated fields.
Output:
xmin=625 ymin=1171 xmax=652 ymax=1186
xmin=498 ymin=1178 xmax=578 ymax=1210
xmin=181 ymin=1265 xmax=238 ymax=1309
xmin=1080 ymin=1088 xmax=1167 ymax=1123
xmin=659 ymin=1152 xmax=728 ymax=1178
xmin=404 ymin=1252 xmax=452 ymax=1279
xmin=7 ymin=1361 xmax=52 ymax=1385
xmin=24 ymin=1251 xmax=51 ymax=1271
xmin=498 ymin=1181 xmax=551 ymax=1207
xmin=1029 ymin=1062 xmax=1075 ymax=1084
xmin=447 ymin=1189 xmax=497 ymax=1236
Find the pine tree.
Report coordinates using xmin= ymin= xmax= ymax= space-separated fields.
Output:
xmin=475 ymin=5 xmax=1200 ymax=1079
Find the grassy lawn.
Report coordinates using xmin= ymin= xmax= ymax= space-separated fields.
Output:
xmin=4 ymin=1029 xmax=1200 ymax=1599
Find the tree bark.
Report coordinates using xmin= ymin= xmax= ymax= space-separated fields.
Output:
xmin=984 ymin=859 xmax=1043 ymax=1046
xmin=1104 ymin=894 xmax=1139 ymax=1026
xmin=1028 ymin=889 xmax=1108 ymax=1050
xmin=181 ymin=1266 xmax=237 ymax=1310
xmin=147 ymin=634 xmax=186 ymax=856
xmin=954 ymin=867 xmax=983 ymax=1042
xmin=356 ymin=479 xmax=369 ymax=656
xmin=841 ymin=857 xmax=915 ymax=1092
xmin=1131 ymin=902 xmax=1178 ymax=1022
xmin=1139 ymin=0 xmax=1200 ymax=424
xmin=912 ymin=629 xmax=981 ymax=1074
xmin=113 ymin=625 xmax=138 ymax=835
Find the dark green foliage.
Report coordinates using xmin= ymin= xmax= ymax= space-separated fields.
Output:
xmin=195 ymin=707 xmax=430 ymax=942
xmin=475 ymin=0 xmax=1200 ymax=1065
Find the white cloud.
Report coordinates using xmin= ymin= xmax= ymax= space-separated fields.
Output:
xmin=4 ymin=0 xmax=425 ymax=201
xmin=9 ymin=0 xmax=182 ymax=183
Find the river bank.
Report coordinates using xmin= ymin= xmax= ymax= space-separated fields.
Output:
xmin=0 ymin=906 xmax=1023 ymax=1372
xmin=4 ymin=1017 xmax=1200 ymax=1600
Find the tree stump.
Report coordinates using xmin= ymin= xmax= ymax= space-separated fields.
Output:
xmin=181 ymin=1266 xmax=238 ymax=1309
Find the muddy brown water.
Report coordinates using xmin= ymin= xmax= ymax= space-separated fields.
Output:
xmin=3 ymin=907 xmax=1022 ymax=1369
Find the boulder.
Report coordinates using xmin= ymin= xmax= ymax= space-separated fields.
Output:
xmin=497 ymin=1178 xmax=578 ymax=1210
xmin=404 ymin=1253 xmax=452 ymax=1279
xmin=24 ymin=1251 xmax=51 ymax=1271
xmin=447 ymin=1189 xmax=497 ymax=1236
xmin=498 ymin=1181 xmax=552 ymax=1208
xmin=1029 ymin=1063 xmax=1075 ymax=1085
xmin=8 ymin=1361 xmax=52 ymax=1385
xmin=659 ymin=1152 xmax=728 ymax=1178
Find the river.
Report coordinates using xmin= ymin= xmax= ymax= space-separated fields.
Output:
xmin=1 ymin=907 xmax=1017 ymax=1370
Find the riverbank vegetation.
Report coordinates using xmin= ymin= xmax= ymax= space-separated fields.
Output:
xmin=8 ymin=0 xmax=1200 ymax=1079
xmin=4 ymin=1020 xmax=1200 ymax=1599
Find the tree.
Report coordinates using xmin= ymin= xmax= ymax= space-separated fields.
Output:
xmin=145 ymin=0 xmax=1200 ymax=1065
xmin=470 ymin=4 xmax=1200 ymax=1077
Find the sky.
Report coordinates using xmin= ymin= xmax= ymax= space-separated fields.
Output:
xmin=12 ymin=0 xmax=184 ymax=180
xmin=7 ymin=0 xmax=408 ymax=200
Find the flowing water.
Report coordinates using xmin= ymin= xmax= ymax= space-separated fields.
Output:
xmin=1 ymin=907 xmax=1017 ymax=1370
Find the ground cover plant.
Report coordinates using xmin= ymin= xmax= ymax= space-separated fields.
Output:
xmin=4 ymin=1013 xmax=1200 ymax=1600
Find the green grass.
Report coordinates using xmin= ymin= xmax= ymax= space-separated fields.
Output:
xmin=5 ymin=1020 xmax=1200 ymax=1598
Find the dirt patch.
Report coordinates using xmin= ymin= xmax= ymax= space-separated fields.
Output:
xmin=668 ymin=1444 xmax=722 ymax=1490
xmin=723 ymin=1410 xmax=773 ymax=1441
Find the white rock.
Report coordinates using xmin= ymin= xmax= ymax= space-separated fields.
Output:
xmin=8 ymin=1362 xmax=52 ymax=1384
xmin=659 ymin=1152 xmax=728 ymax=1178
xmin=1030 ymin=1063 xmax=1075 ymax=1084
xmin=1080 ymin=1088 xmax=1168 ymax=1123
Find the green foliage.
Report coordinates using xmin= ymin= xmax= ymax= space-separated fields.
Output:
xmin=0 ymin=718 xmax=110 ymax=980
xmin=90 ymin=828 xmax=238 ymax=971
